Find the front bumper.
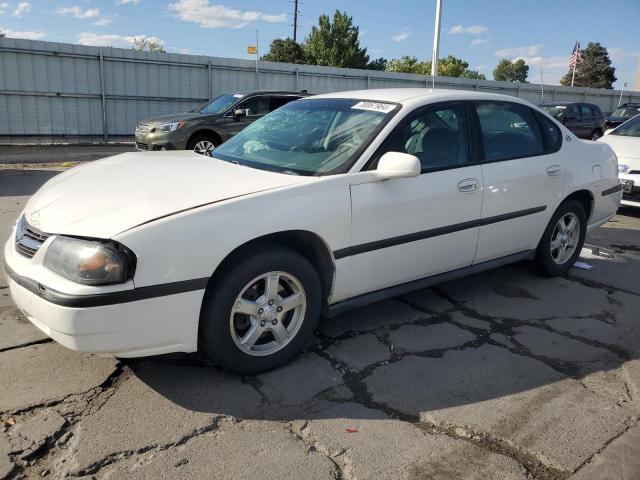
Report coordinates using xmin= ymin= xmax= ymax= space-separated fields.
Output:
xmin=3 ymin=238 xmax=203 ymax=357
xmin=620 ymin=173 xmax=640 ymax=207
xmin=135 ymin=129 xmax=189 ymax=151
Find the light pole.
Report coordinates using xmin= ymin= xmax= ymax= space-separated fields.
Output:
xmin=430 ymin=0 xmax=442 ymax=89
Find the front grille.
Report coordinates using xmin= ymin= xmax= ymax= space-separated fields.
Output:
xmin=135 ymin=142 xmax=149 ymax=150
xmin=15 ymin=216 xmax=50 ymax=259
xmin=135 ymin=124 xmax=151 ymax=136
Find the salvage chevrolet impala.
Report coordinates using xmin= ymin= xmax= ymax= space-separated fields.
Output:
xmin=3 ymin=89 xmax=622 ymax=373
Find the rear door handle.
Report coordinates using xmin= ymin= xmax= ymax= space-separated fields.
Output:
xmin=546 ymin=165 xmax=562 ymax=177
xmin=457 ymin=178 xmax=480 ymax=192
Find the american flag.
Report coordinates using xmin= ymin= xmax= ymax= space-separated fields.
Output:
xmin=569 ymin=41 xmax=581 ymax=70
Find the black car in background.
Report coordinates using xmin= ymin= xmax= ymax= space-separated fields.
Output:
xmin=605 ymin=103 xmax=640 ymax=131
xmin=539 ymin=102 xmax=606 ymax=140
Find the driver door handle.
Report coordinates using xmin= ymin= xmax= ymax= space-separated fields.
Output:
xmin=546 ymin=165 xmax=562 ymax=177
xmin=457 ymin=178 xmax=480 ymax=192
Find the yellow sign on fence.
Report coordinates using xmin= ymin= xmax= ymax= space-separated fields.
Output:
xmin=247 ymin=46 xmax=257 ymax=54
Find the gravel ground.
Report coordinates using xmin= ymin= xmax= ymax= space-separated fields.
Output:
xmin=1 ymin=164 xmax=639 ymax=480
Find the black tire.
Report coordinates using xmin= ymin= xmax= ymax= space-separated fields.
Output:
xmin=534 ymin=199 xmax=587 ymax=276
xmin=591 ymin=129 xmax=602 ymax=141
xmin=186 ymin=132 xmax=219 ymax=155
xmin=199 ymin=246 xmax=321 ymax=374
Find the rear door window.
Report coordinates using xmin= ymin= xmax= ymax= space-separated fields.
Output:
xmin=579 ymin=105 xmax=592 ymax=118
xmin=475 ymin=102 xmax=545 ymax=161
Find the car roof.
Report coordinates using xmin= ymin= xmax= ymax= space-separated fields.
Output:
xmin=310 ymin=88 xmax=537 ymax=107
xmin=234 ymin=90 xmax=309 ymax=96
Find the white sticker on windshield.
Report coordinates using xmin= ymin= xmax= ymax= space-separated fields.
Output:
xmin=351 ymin=101 xmax=395 ymax=113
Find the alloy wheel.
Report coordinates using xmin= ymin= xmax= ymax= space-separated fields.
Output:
xmin=193 ymin=140 xmax=216 ymax=155
xmin=550 ymin=212 xmax=581 ymax=265
xmin=229 ymin=271 xmax=307 ymax=357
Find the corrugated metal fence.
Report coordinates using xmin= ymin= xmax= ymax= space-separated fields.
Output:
xmin=1 ymin=38 xmax=639 ymax=144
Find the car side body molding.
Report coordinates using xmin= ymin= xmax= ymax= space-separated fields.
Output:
xmin=601 ymin=184 xmax=623 ymax=196
xmin=333 ymin=205 xmax=547 ymax=260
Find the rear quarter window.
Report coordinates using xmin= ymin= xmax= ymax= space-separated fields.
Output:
xmin=535 ymin=110 xmax=562 ymax=153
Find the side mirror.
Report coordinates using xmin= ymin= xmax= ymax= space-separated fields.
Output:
xmin=233 ymin=109 xmax=247 ymax=120
xmin=376 ymin=152 xmax=421 ymax=180
xmin=604 ymin=128 xmax=614 ymax=135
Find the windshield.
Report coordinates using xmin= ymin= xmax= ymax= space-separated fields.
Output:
xmin=611 ymin=106 xmax=640 ymax=118
xmin=611 ymin=115 xmax=640 ymax=137
xmin=212 ymin=98 xmax=398 ymax=176
xmin=196 ymin=93 xmax=245 ymax=114
xmin=540 ymin=105 xmax=567 ymax=120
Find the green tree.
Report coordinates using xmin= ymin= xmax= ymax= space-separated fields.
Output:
xmin=460 ymin=69 xmax=486 ymax=80
xmin=132 ymin=38 xmax=166 ymax=53
xmin=493 ymin=58 xmax=529 ymax=82
xmin=438 ymin=55 xmax=470 ymax=78
xmin=0 ymin=30 xmax=5 ymax=38
xmin=262 ymin=38 xmax=306 ymax=64
xmin=304 ymin=10 xmax=369 ymax=69
xmin=386 ymin=54 xmax=485 ymax=79
xmin=366 ymin=57 xmax=388 ymax=71
xmin=560 ymin=42 xmax=616 ymax=89
xmin=386 ymin=56 xmax=430 ymax=74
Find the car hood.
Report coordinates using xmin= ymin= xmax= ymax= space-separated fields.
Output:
xmin=139 ymin=112 xmax=220 ymax=125
xmin=606 ymin=116 xmax=627 ymax=123
xmin=598 ymin=135 xmax=640 ymax=161
xmin=23 ymin=151 xmax=312 ymax=239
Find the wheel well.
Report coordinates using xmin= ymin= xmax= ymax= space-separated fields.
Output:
xmin=206 ymin=230 xmax=335 ymax=305
xmin=188 ymin=129 xmax=222 ymax=147
xmin=564 ymin=190 xmax=594 ymax=220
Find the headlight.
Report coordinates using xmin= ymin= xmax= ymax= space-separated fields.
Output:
xmin=619 ymin=164 xmax=630 ymax=174
xmin=44 ymin=236 xmax=135 ymax=285
xmin=156 ymin=121 xmax=184 ymax=132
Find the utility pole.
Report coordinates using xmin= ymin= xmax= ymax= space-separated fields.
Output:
xmin=292 ymin=0 xmax=300 ymax=42
xmin=430 ymin=0 xmax=442 ymax=89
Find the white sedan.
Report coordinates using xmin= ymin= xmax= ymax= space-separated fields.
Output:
xmin=3 ymin=89 xmax=621 ymax=373
xmin=598 ymin=114 xmax=640 ymax=207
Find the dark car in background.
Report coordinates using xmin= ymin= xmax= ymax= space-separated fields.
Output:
xmin=135 ymin=90 xmax=309 ymax=154
xmin=605 ymin=103 xmax=640 ymax=131
xmin=539 ymin=102 xmax=606 ymax=140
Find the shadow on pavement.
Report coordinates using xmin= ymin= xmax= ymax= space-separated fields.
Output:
xmin=131 ymin=259 xmax=640 ymax=422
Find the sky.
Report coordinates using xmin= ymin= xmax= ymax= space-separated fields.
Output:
xmin=1 ymin=0 xmax=639 ymax=89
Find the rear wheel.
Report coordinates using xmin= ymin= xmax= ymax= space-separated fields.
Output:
xmin=591 ymin=129 xmax=602 ymax=141
xmin=534 ymin=200 xmax=587 ymax=276
xmin=187 ymin=133 xmax=219 ymax=155
xmin=199 ymin=247 xmax=321 ymax=374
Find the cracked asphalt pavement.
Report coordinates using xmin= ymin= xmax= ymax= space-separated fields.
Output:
xmin=1 ymin=166 xmax=640 ymax=480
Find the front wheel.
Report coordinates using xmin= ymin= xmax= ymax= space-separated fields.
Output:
xmin=199 ymin=247 xmax=321 ymax=374
xmin=534 ymin=200 xmax=587 ymax=276
xmin=187 ymin=133 xmax=219 ymax=155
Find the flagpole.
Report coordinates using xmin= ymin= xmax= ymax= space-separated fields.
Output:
xmin=571 ymin=37 xmax=578 ymax=87
xmin=540 ymin=67 xmax=544 ymax=102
